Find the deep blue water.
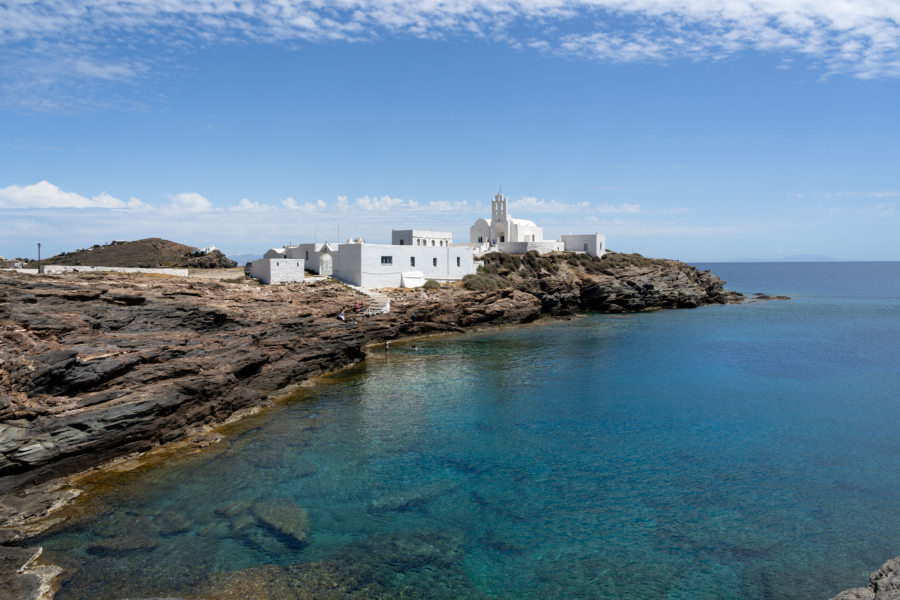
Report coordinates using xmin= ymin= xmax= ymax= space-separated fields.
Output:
xmin=34 ymin=262 xmax=900 ymax=599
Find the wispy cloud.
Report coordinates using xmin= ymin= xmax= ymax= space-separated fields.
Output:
xmin=786 ymin=190 xmax=900 ymax=199
xmin=511 ymin=196 xmax=589 ymax=213
xmin=4 ymin=1 xmax=900 ymax=108
xmin=827 ymin=202 xmax=895 ymax=217
xmin=596 ymin=202 xmax=643 ymax=214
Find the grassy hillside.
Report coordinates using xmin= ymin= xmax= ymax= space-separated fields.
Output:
xmin=29 ymin=238 xmax=237 ymax=269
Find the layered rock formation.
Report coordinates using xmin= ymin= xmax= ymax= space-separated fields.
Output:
xmin=467 ymin=251 xmax=741 ymax=314
xmin=0 ymin=272 xmax=542 ymax=501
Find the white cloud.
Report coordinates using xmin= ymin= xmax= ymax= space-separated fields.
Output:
xmin=236 ymin=198 xmax=261 ymax=210
xmin=355 ymin=194 xmax=406 ymax=211
xmin=169 ymin=192 xmax=212 ymax=212
xmin=428 ymin=200 xmax=469 ymax=211
xmin=0 ymin=180 xmax=145 ymax=209
xmin=595 ymin=202 xmax=643 ymax=214
xmin=282 ymin=196 xmax=327 ymax=211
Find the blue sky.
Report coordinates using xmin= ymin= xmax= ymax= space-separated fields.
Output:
xmin=1 ymin=1 xmax=899 ymax=261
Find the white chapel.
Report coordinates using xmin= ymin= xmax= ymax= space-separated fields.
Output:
xmin=470 ymin=192 xmax=543 ymax=245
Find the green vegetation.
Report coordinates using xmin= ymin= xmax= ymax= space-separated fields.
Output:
xmin=461 ymin=272 xmax=509 ymax=291
xmin=422 ymin=279 xmax=441 ymax=290
xmin=469 ymin=250 xmax=672 ymax=288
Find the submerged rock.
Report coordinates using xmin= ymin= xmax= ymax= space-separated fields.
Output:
xmin=250 ymin=497 xmax=310 ymax=547
xmin=196 ymin=529 xmax=481 ymax=600
xmin=0 ymin=546 xmax=44 ymax=600
xmin=369 ymin=481 xmax=454 ymax=513
xmin=88 ymin=533 xmax=159 ymax=555
xmin=155 ymin=510 xmax=191 ymax=536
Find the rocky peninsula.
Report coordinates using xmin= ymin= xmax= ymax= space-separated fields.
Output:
xmin=0 ymin=251 xmax=742 ymax=598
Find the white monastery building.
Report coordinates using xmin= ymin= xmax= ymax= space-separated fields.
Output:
xmin=470 ymin=192 xmax=605 ymax=257
xmin=247 ymin=191 xmax=606 ymax=287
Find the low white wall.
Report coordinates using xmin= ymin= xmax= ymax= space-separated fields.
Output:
xmin=496 ymin=241 xmax=563 ymax=255
xmin=40 ymin=265 xmax=189 ymax=276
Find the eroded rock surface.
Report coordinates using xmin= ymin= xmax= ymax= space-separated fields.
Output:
xmin=830 ymin=557 xmax=900 ymax=600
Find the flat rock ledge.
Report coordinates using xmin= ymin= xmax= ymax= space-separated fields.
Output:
xmin=830 ymin=558 xmax=900 ymax=600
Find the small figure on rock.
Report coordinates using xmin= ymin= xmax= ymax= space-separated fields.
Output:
xmin=338 ymin=310 xmax=345 ymax=321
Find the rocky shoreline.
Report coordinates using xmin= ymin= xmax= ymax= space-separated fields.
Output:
xmin=1 ymin=251 xmax=744 ymax=598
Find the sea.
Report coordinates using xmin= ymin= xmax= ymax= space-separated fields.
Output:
xmin=31 ymin=262 xmax=900 ymax=599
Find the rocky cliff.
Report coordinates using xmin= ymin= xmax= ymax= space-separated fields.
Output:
xmin=829 ymin=557 xmax=900 ymax=600
xmin=467 ymin=251 xmax=741 ymax=313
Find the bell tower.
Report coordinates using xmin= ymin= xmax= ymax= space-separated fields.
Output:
xmin=491 ymin=192 xmax=508 ymax=223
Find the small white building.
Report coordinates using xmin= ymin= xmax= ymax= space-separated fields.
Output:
xmin=470 ymin=192 xmax=606 ymax=257
xmin=333 ymin=240 xmax=476 ymax=288
xmin=560 ymin=234 xmax=605 ymax=256
xmin=277 ymin=242 xmax=338 ymax=276
xmin=247 ymin=257 xmax=305 ymax=285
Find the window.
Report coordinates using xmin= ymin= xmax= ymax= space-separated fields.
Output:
xmin=433 ymin=258 xmax=437 ymax=267
xmin=456 ymin=257 xmax=461 ymax=267
xmin=399 ymin=239 xmax=404 ymax=245
xmin=431 ymin=240 xmax=435 ymax=246
xmin=410 ymin=257 xmax=415 ymax=267
xmin=584 ymin=243 xmax=588 ymax=252
xmin=305 ymin=251 xmax=309 ymax=260
xmin=478 ymin=236 xmax=483 ymax=243
xmin=381 ymin=256 xmax=392 ymax=265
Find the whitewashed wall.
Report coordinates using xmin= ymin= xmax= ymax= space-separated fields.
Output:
xmin=509 ymin=221 xmax=543 ymax=243
xmin=392 ymin=229 xmax=453 ymax=247
xmin=334 ymin=243 xmax=476 ymax=288
xmin=284 ymin=243 xmax=337 ymax=275
xmin=496 ymin=241 xmax=564 ymax=255
xmin=470 ymin=219 xmax=491 ymax=244
xmin=248 ymin=258 xmax=304 ymax=284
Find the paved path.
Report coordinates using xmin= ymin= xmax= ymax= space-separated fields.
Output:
xmin=345 ymin=284 xmax=391 ymax=314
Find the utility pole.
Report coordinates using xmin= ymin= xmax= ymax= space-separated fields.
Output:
xmin=37 ymin=242 xmax=41 ymax=273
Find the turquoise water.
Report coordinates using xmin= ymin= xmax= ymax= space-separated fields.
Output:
xmin=34 ymin=262 xmax=900 ymax=599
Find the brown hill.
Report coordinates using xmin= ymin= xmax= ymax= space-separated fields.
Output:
xmin=31 ymin=238 xmax=237 ymax=269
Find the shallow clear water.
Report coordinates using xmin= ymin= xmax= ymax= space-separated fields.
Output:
xmin=34 ymin=262 xmax=900 ymax=599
